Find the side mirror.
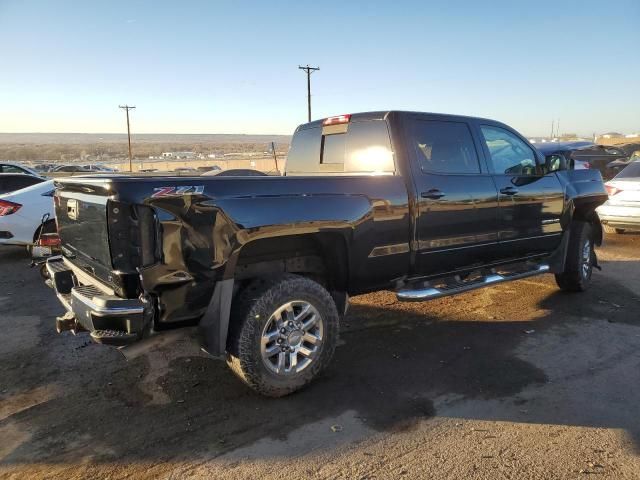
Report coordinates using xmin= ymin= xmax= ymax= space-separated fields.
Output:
xmin=545 ymin=154 xmax=566 ymax=173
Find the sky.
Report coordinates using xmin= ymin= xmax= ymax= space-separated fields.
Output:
xmin=0 ymin=0 xmax=638 ymax=137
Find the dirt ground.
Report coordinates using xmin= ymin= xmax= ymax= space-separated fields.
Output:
xmin=1 ymin=234 xmax=639 ymax=479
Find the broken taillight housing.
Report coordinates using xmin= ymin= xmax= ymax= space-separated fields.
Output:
xmin=0 ymin=200 xmax=22 ymax=216
xmin=37 ymin=233 xmax=61 ymax=247
xmin=605 ymin=184 xmax=622 ymax=196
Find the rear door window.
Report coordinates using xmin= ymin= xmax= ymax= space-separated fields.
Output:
xmin=411 ymin=120 xmax=480 ymax=174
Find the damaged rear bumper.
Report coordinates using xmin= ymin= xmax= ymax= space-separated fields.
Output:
xmin=46 ymin=257 xmax=152 ymax=346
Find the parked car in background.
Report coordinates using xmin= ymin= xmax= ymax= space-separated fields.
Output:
xmin=52 ymin=165 xmax=91 ymax=173
xmin=536 ymin=142 xmax=630 ymax=179
xmin=598 ymin=160 xmax=640 ymax=234
xmin=606 ymin=146 xmax=640 ymax=176
xmin=0 ymin=173 xmax=46 ymax=195
xmin=201 ymin=168 xmax=267 ymax=176
xmin=83 ymin=164 xmax=117 ymax=172
xmin=617 ymin=142 xmax=640 ymax=158
xmin=0 ymin=180 xmax=55 ymax=246
xmin=0 ymin=162 xmax=41 ymax=176
xmin=33 ymin=163 xmax=58 ymax=173
xmin=571 ymin=144 xmax=629 ymax=179
xmin=197 ymin=165 xmax=221 ymax=172
xmin=535 ymin=142 xmax=593 ymax=171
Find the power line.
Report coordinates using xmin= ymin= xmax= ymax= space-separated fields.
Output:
xmin=119 ymin=105 xmax=136 ymax=172
xmin=298 ymin=65 xmax=319 ymax=122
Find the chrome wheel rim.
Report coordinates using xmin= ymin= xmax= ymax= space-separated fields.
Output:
xmin=581 ymin=239 xmax=592 ymax=279
xmin=260 ymin=300 xmax=324 ymax=376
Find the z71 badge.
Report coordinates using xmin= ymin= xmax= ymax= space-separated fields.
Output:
xmin=152 ymin=185 xmax=205 ymax=197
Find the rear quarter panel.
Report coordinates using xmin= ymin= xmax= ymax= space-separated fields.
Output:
xmin=107 ymin=175 xmax=411 ymax=323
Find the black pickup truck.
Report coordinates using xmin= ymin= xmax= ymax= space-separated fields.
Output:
xmin=46 ymin=111 xmax=608 ymax=396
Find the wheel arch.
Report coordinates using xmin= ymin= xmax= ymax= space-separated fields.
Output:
xmin=200 ymin=232 xmax=350 ymax=358
xmin=232 ymin=232 xmax=350 ymax=292
xmin=571 ymin=203 xmax=603 ymax=246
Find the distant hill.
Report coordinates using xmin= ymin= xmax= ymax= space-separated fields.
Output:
xmin=0 ymin=133 xmax=292 ymax=145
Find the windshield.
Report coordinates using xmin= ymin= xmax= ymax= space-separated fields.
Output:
xmin=615 ymin=161 xmax=640 ymax=179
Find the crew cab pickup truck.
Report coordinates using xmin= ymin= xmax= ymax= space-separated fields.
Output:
xmin=46 ymin=111 xmax=608 ymax=397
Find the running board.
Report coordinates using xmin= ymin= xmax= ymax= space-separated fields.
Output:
xmin=396 ymin=264 xmax=550 ymax=302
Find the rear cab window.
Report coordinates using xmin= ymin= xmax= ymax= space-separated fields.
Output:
xmin=286 ymin=119 xmax=395 ymax=175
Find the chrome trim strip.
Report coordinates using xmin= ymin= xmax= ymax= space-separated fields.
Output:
xmin=368 ymin=243 xmax=410 ymax=258
xmin=58 ymin=191 xmax=112 ymax=205
xmin=71 ymin=288 xmax=144 ymax=316
xmin=498 ymin=233 xmax=562 ymax=243
xmin=56 ymin=292 xmax=72 ymax=312
xmin=62 ymin=257 xmax=115 ymax=296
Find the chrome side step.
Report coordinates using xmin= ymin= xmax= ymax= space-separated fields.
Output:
xmin=396 ymin=264 xmax=550 ymax=302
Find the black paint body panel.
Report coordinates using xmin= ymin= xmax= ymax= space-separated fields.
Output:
xmin=53 ymin=111 xmax=608 ymax=328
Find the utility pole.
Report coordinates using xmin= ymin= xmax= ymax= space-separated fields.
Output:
xmin=119 ymin=105 xmax=136 ymax=172
xmin=298 ymin=65 xmax=319 ymax=122
xmin=270 ymin=141 xmax=279 ymax=173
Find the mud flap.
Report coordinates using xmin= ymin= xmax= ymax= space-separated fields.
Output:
xmin=547 ymin=231 xmax=570 ymax=274
xmin=199 ymin=279 xmax=234 ymax=359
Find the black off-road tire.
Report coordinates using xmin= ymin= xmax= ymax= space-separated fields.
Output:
xmin=555 ymin=221 xmax=594 ymax=292
xmin=226 ymin=274 xmax=339 ymax=397
xmin=603 ymin=224 xmax=625 ymax=234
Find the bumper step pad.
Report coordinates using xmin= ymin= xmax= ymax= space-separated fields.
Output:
xmin=90 ymin=329 xmax=139 ymax=346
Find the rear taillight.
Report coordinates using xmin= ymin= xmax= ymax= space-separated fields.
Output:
xmin=38 ymin=233 xmax=60 ymax=247
xmin=0 ymin=200 xmax=22 ymax=216
xmin=605 ymin=184 xmax=622 ymax=196
xmin=323 ymin=114 xmax=351 ymax=126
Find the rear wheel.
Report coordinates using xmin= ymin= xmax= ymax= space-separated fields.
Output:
xmin=226 ymin=274 xmax=339 ymax=397
xmin=555 ymin=221 xmax=594 ymax=292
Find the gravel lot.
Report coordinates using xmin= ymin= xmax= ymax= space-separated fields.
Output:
xmin=1 ymin=234 xmax=639 ymax=479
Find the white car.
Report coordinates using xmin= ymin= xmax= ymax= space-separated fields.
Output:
xmin=0 ymin=180 xmax=56 ymax=246
xmin=0 ymin=162 xmax=41 ymax=176
xmin=598 ymin=160 xmax=640 ymax=234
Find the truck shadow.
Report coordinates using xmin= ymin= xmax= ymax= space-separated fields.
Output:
xmin=1 ymin=258 xmax=640 ymax=467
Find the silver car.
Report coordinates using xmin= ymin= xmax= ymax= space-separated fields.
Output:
xmin=598 ymin=160 xmax=640 ymax=234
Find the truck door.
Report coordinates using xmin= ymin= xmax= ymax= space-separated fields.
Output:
xmin=478 ymin=125 xmax=564 ymax=258
xmin=409 ymin=118 xmax=500 ymax=276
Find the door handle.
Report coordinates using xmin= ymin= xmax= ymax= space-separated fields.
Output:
xmin=421 ymin=189 xmax=445 ymax=200
xmin=500 ymin=186 xmax=519 ymax=196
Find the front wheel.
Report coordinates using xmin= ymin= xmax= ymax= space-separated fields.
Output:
xmin=555 ymin=221 xmax=594 ymax=292
xmin=226 ymin=274 xmax=339 ymax=397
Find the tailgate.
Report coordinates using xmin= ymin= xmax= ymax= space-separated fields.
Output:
xmin=55 ymin=181 xmax=116 ymax=288
xmin=57 ymin=191 xmax=111 ymax=268
xmin=54 ymin=177 xmax=160 ymax=297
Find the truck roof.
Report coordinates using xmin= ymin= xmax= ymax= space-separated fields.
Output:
xmin=297 ymin=110 xmax=500 ymax=130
